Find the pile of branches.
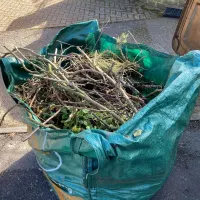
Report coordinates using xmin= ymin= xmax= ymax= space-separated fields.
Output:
xmin=5 ymin=44 xmax=162 ymax=137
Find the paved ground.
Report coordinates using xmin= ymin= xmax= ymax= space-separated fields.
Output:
xmin=0 ymin=0 xmax=159 ymax=31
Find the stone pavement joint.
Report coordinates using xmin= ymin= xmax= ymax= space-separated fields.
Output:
xmin=0 ymin=0 xmax=159 ymax=31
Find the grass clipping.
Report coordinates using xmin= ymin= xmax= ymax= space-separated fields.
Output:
xmin=7 ymin=44 xmax=162 ymax=134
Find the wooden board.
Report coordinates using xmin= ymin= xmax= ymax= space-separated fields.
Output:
xmin=0 ymin=126 xmax=27 ymax=133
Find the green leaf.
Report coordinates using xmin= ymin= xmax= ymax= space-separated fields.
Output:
xmin=62 ymin=113 xmax=68 ymax=120
xmin=83 ymin=121 xmax=88 ymax=126
xmin=87 ymin=114 xmax=93 ymax=118
xmin=82 ymin=109 xmax=89 ymax=114
xmin=106 ymin=118 xmax=113 ymax=124
xmin=77 ymin=110 xmax=84 ymax=117
xmin=72 ymin=126 xmax=81 ymax=133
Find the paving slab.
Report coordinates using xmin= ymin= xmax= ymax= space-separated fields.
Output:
xmin=0 ymin=0 xmax=160 ymax=32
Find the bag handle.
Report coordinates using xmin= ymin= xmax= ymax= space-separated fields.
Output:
xmin=70 ymin=132 xmax=116 ymax=171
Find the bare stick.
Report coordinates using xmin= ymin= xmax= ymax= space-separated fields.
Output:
xmin=59 ymin=84 xmax=124 ymax=124
xmin=64 ymin=106 xmax=107 ymax=112
xmin=32 ymin=74 xmax=68 ymax=84
xmin=145 ymin=89 xmax=162 ymax=98
xmin=54 ymin=48 xmax=58 ymax=63
xmin=66 ymin=69 xmax=102 ymax=76
xmin=10 ymin=46 xmax=156 ymax=133
xmin=92 ymin=18 xmax=110 ymax=52
xmin=53 ymin=88 xmax=66 ymax=106
xmin=92 ymin=113 xmax=116 ymax=131
xmin=129 ymin=95 xmax=145 ymax=105
xmin=128 ymin=30 xmax=142 ymax=52
xmin=4 ymin=46 xmax=37 ymax=74
xmin=0 ymin=104 xmax=19 ymax=126
xmin=23 ymin=109 xmax=61 ymax=142
xmin=17 ymin=47 xmax=58 ymax=70
xmin=14 ymin=47 xmax=45 ymax=72
xmin=28 ymin=118 xmax=60 ymax=130
xmin=30 ymin=88 xmax=40 ymax=108
xmin=47 ymin=53 xmax=67 ymax=57
xmin=51 ymin=65 xmax=123 ymax=123
xmin=119 ymin=46 xmax=126 ymax=61
xmin=135 ymin=84 xmax=162 ymax=89
xmin=76 ymin=46 xmax=137 ymax=112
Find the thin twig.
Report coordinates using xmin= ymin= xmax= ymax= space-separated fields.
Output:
xmin=77 ymin=46 xmax=137 ymax=112
xmin=30 ymin=88 xmax=41 ymax=108
xmin=4 ymin=46 xmax=37 ymax=74
xmin=11 ymin=46 xmax=162 ymax=133
xmin=145 ymin=89 xmax=162 ymax=98
xmin=28 ymin=118 xmax=60 ymax=130
xmin=0 ymin=104 xmax=19 ymax=126
xmin=23 ymin=109 xmax=61 ymax=142
xmin=92 ymin=113 xmax=116 ymax=131
xmin=64 ymin=106 xmax=107 ymax=112
xmin=59 ymin=84 xmax=124 ymax=123
xmin=54 ymin=48 xmax=58 ymax=63
xmin=17 ymin=47 xmax=58 ymax=70
xmin=14 ymin=47 xmax=45 ymax=72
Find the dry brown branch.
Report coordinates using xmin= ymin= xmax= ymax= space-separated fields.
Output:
xmin=76 ymin=46 xmax=137 ymax=112
xmin=9 ymin=44 xmax=163 ymax=134
xmin=23 ymin=109 xmax=61 ymax=142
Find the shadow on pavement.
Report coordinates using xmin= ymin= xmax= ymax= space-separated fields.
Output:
xmin=6 ymin=1 xmax=66 ymax=31
xmin=0 ymin=151 xmax=58 ymax=200
xmin=6 ymin=0 xmax=96 ymax=31
xmin=152 ymin=121 xmax=200 ymax=200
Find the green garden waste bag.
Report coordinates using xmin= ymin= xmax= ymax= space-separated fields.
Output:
xmin=1 ymin=20 xmax=200 ymax=200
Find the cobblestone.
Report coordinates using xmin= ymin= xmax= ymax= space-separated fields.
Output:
xmin=0 ymin=0 xmax=159 ymax=31
xmin=140 ymin=0 xmax=186 ymax=9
